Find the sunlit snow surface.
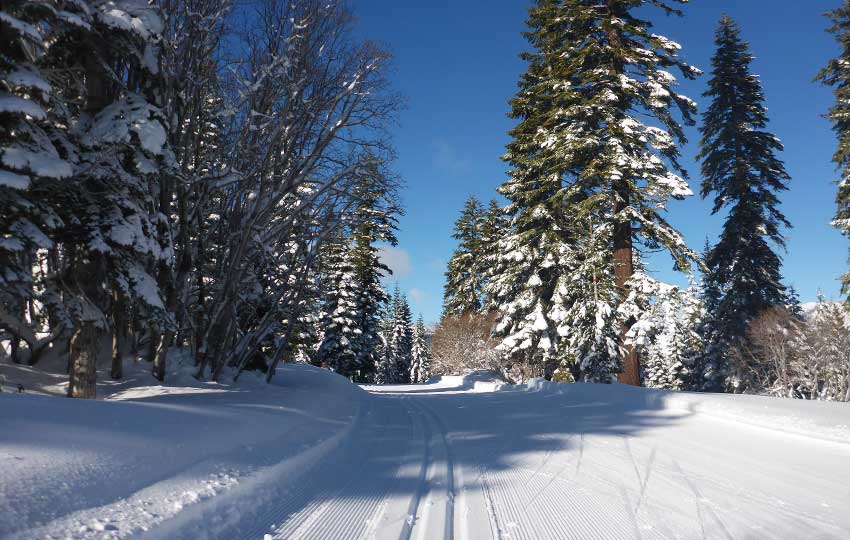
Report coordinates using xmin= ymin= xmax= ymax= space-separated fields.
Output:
xmin=1 ymin=366 xmax=849 ymax=540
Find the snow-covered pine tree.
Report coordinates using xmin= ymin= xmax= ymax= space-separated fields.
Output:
xmin=698 ymin=16 xmax=791 ymax=391
xmin=375 ymin=284 xmax=401 ymax=384
xmin=0 ymin=0 xmax=75 ymax=366
xmin=409 ymin=315 xmax=431 ymax=383
xmin=390 ymin=289 xmax=414 ymax=383
xmin=73 ymin=0 xmax=174 ymax=389
xmin=317 ymin=238 xmax=360 ymax=378
xmin=629 ymin=280 xmax=704 ymax=390
xmin=479 ymin=199 xmax=508 ymax=311
xmin=374 ymin=338 xmax=398 ymax=384
xmin=349 ymin=161 xmax=400 ymax=382
xmin=493 ymin=0 xmax=700 ymax=384
xmin=443 ymin=195 xmax=484 ymax=317
xmin=817 ymin=2 xmax=850 ymax=301
xmin=1 ymin=0 xmax=173 ymax=396
xmin=375 ymin=286 xmax=400 ymax=384
xmin=786 ymin=285 xmax=804 ymax=320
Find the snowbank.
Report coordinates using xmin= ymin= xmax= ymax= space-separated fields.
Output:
xmin=365 ymin=370 xmax=509 ymax=393
xmin=503 ymin=379 xmax=850 ymax=446
xmin=395 ymin=372 xmax=850 ymax=446
xmin=423 ymin=370 xmax=508 ymax=392
xmin=0 ymin=363 xmax=364 ymax=540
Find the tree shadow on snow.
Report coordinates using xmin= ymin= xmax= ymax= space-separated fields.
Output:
xmin=179 ymin=381 xmax=696 ymax=540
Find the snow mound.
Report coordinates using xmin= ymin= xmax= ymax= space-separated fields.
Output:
xmin=500 ymin=380 xmax=850 ymax=446
xmin=424 ymin=370 xmax=508 ymax=392
xmin=0 ymin=363 xmax=364 ymax=540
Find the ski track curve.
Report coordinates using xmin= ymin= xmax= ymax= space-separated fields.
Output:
xmin=269 ymin=394 xmax=423 ymax=540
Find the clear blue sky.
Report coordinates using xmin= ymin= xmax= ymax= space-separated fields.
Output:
xmin=355 ymin=0 xmax=848 ymax=325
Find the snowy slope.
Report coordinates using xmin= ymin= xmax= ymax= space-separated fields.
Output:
xmin=0 ymin=364 xmax=364 ymax=540
xmin=2 ymin=369 xmax=850 ymax=539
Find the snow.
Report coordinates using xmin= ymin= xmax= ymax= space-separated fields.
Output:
xmin=0 ymin=12 xmax=41 ymax=43
xmin=95 ymin=1 xmax=163 ymax=40
xmin=10 ymin=219 xmax=52 ymax=249
xmin=0 ymin=362 xmax=362 ymax=540
xmin=127 ymin=265 xmax=164 ymax=310
xmin=2 ymin=147 xmax=73 ymax=179
xmin=0 ymin=169 xmax=30 ymax=190
xmin=4 ymin=67 xmax=51 ymax=97
xmin=0 ymin=94 xmax=46 ymax=120
xmin=2 ymin=366 xmax=850 ymax=539
xmin=81 ymin=96 xmax=167 ymax=155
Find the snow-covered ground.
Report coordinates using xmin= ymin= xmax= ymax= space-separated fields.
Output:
xmin=2 ymin=367 xmax=850 ymax=540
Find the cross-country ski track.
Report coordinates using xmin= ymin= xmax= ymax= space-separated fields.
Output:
xmin=2 ymin=364 xmax=850 ymax=540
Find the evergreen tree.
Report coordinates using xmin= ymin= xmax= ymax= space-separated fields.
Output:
xmin=786 ymin=285 xmax=804 ymax=320
xmin=374 ymin=339 xmax=398 ymax=384
xmin=631 ymin=282 xmax=704 ymax=390
xmin=317 ymin=239 xmax=360 ymax=378
xmin=492 ymin=0 xmax=699 ymax=383
xmin=390 ymin=288 xmax=414 ymax=383
xmin=817 ymin=2 xmax=850 ymax=300
xmin=410 ymin=315 xmax=431 ymax=383
xmin=0 ymin=0 xmax=75 ymax=367
xmin=1 ymin=0 xmax=172 ymax=395
xmin=695 ymin=238 xmax=723 ymax=390
xmin=376 ymin=285 xmax=402 ymax=384
xmin=350 ymin=164 xmax=400 ymax=382
xmin=698 ymin=16 xmax=791 ymax=390
xmin=443 ymin=195 xmax=485 ymax=317
xmin=479 ymin=199 xmax=508 ymax=310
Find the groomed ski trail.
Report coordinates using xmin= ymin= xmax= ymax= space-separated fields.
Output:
xmin=5 ymin=368 xmax=850 ymax=540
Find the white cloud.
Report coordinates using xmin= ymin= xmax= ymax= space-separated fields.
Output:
xmin=378 ymin=246 xmax=412 ymax=278
xmin=409 ymin=287 xmax=426 ymax=304
xmin=432 ymin=140 xmax=471 ymax=174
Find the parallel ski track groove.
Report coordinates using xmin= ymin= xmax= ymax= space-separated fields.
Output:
xmin=289 ymin=396 xmax=419 ymax=539
xmin=192 ymin=390 xmax=374 ymax=540
xmin=398 ymin=397 xmax=432 ymax=540
xmin=406 ymin=397 xmax=456 ymax=540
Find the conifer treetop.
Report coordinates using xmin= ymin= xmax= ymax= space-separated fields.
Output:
xmin=699 ymin=15 xmax=790 ymax=244
xmin=816 ymin=1 xmax=850 ymax=297
xmin=504 ymin=0 xmax=701 ymax=271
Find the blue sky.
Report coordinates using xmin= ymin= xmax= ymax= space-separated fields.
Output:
xmin=356 ymin=0 xmax=848 ymax=324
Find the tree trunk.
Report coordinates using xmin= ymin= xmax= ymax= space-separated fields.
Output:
xmin=152 ymin=330 xmax=172 ymax=382
xmin=606 ymin=0 xmax=640 ymax=387
xmin=614 ymin=185 xmax=640 ymax=386
xmin=10 ymin=338 xmax=21 ymax=364
xmin=68 ymin=323 xmax=98 ymax=399
xmin=111 ymin=291 xmax=127 ymax=380
xmin=146 ymin=330 xmax=161 ymax=364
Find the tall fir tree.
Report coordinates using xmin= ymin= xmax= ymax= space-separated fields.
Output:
xmin=317 ymin=238 xmax=360 ymax=378
xmin=786 ymin=285 xmax=804 ymax=320
xmin=409 ymin=315 xmax=431 ymax=383
xmin=1 ymin=0 xmax=173 ymax=395
xmin=391 ymin=288 xmax=415 ymax=383
xmin=350 ymin=165 xmax=400 ymax=382
xmin=0 ymin=0 xmax=75 ymax=368
xmin=698 ymin=16 xmax=791 ymax=391
xmin=491 ymin=0 xmax=699 ymax=383
xmin=443 ymin=195 xmax=485 ymax=317
xmin=817 ymin=1 xmax=850 ymax=300
xmin=375 ymin=286 xmax=398 ymax=384
xmin=479 ymin=199 xmax=508 ymax=310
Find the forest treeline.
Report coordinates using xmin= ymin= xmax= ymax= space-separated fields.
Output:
xmin=438 ymin=2 xmax=850 ymax=401
xmin=0 ymin=0 xmax=434 ymax=397
xmin=3 ymin=0 xmax=850 ymax=402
